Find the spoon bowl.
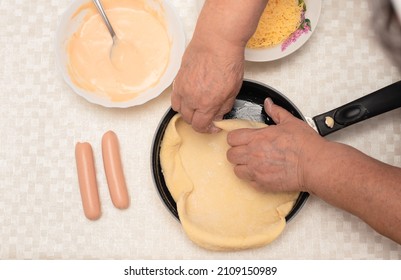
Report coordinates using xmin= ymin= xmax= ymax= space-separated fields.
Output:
xmin=92 ymin=0 xmax=137 ymax=70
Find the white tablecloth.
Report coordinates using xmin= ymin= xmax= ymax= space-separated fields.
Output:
xmin=0 ymin=0 xmax=400 ymax=259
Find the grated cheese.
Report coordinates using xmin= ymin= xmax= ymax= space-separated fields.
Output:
xmin=247 ymin=0 xmax=304 ymax=48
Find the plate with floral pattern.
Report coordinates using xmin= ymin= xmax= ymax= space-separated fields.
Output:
xmin=245 ymin=0 xmax=322 ymax=62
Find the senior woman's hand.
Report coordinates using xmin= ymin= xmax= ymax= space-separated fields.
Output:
xmin=171 ymin=0 xmax=269 ymax=133
xmin=226 ymin=98 xmax=327 ymax=192
xmin=171 ymin=37 xmax=244 ymax=133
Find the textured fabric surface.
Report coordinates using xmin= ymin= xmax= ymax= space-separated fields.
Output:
xmin=0 ymin=0 xmax=400 ymax=259
xmin=371 ymin=0 xmax=401 ymax=68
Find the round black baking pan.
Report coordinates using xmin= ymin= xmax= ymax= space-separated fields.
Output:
xmin=151 ymin=79 xmax=310 ymax=222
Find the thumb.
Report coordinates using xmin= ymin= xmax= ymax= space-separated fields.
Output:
xmin=264 ymin=98 xmax=293 ymax=125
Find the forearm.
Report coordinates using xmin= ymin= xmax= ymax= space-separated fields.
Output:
xmin=192 ymin=0 xmax=268 ymax=54
xmin=305 ymin=141 xmax=401 ymax=244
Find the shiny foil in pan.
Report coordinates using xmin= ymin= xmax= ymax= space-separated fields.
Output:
xmin=151 ymin=79 xmax=309 ymax=222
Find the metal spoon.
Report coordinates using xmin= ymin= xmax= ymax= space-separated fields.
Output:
xmin=92 ymin=0 xmax=117 ymax=44
xmin=92 ymin=0 xmax=137 ymax=71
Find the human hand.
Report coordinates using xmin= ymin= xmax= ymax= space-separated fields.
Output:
xmin=171 ymin=38 xmax=244 ymax=133
xmin=227 ymin=98 xmax=327 ymax=192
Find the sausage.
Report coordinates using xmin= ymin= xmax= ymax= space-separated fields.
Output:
xmin=75 ymin=142 xmax=101 ymax=220
xmin=101 ymin=131 xmax=129 ymax=209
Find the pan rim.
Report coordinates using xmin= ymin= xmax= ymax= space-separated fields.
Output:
xmin=150 ymin=79 xmax=309 ymax=222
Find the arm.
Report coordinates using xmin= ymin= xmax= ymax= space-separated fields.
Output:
xmin=172 ymin=0 xmax=268 ymax=133
xmin=305 ymin=140 xmax=401 ymax=244
xmin=227 ymin=98 xmax=401 ymax=244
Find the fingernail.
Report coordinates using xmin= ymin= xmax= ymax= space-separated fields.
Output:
xmin=209 ymin=124 xmax=221 ymax=134
xmin=264 ymin=98 xmax=273 ymax=111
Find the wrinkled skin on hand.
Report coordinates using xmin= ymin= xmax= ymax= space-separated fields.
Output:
xmin=227 ymin=98 xmax=327 ymax=193
xmin=171 ymin=39 xmax=244 ymax=133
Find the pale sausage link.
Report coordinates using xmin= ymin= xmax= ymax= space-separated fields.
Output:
xmin=75 ymin=142 xmax=101 ymax=220
xmin=102 ymin=131 xmax=129 ymax=209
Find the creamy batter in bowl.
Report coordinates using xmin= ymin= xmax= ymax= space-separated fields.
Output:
xmin=56 ymin=0 xmax=185 ymax=108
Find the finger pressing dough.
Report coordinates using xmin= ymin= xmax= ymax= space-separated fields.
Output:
xmin=160 ymin=114 xmax=299 ymax=251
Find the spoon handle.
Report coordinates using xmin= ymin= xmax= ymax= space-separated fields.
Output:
xmin=92 ymin=0 xmax=117 ymax=40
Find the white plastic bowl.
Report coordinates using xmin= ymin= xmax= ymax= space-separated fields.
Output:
xmin=56 ymin=0 xmax=186 ymax=108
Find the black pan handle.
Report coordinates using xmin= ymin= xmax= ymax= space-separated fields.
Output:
xmin=312 ymin=81 xmax=401 ymax=136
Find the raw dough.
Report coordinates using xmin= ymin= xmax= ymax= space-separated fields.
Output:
xmin=160 ymin=114 xmax=299 ymax=251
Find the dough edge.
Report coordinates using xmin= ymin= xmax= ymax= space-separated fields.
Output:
xmin=160 ymin=114 xmax=299 ymax=251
